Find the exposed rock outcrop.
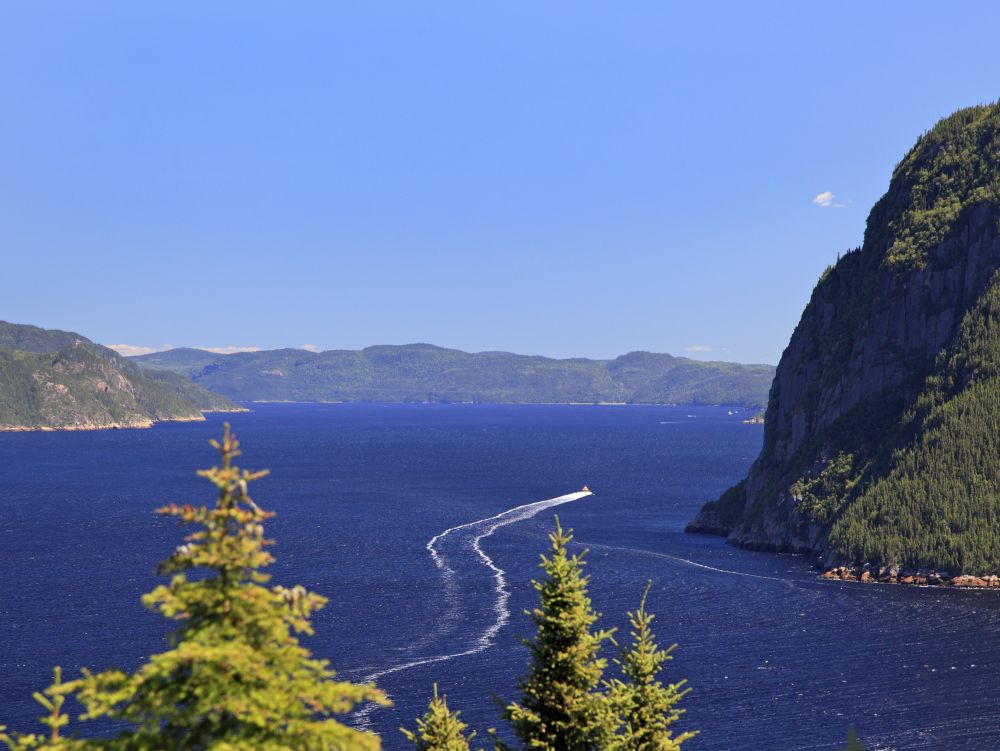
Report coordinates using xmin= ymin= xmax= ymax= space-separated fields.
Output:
xmin=687 ymin=102 xmax=1000 ymax=580
xmin=0 ymin=320 xmax=246 ymax=431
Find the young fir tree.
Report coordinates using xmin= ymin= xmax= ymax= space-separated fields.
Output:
xmin=401 ymin=685 xmax=474 ymax=751
xmin=1 ymin=668 xmax=85 ymax=751
xmin=5 ymin=425 xmax=388 ymax=751
xmin=497 ymin=517 xmax=616 ymax=751
xmin=605 ymin=583 xmax=695 ymax=751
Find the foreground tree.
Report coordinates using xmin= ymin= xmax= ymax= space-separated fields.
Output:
xmin=0 ymin=668 xmax=84 ymax=751
xmin=4 ymin=425 xmax=387 ymax=750
xmin=497 ymin=518 xmax=617 ymax=751
xmin=605 ymin=584 xmax=695 ymax=751
xmin=401 ymin=685 xmax=474 ymax=751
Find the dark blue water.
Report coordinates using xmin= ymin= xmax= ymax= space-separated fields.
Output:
xmin=2 ymin=404 xmax=1000 ymax=750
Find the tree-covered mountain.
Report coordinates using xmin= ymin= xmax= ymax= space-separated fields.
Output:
xmin=131 ymin=345 xmax=774 ymax=406
xmin=133 ymin=347 xmax=225 ymax=376
xmin=688 ymin=102 xmax=1000 ymax=581
xmin=0 ymin=321 xmax=84 ymax=353
xmin=0 ymin=321 xmax=244 ymax=431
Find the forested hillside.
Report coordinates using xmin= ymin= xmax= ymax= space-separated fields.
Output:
xmin=0 ymin=321 xmax=244 ymax=430
xmin=132 ymin=344 xmax=774 ymax=406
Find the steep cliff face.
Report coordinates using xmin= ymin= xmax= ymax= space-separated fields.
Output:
xmin=688 ymin=103 xmax=1000 ymax=576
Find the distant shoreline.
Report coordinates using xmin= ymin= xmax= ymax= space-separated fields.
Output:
xmin=243 ymin=400 xmax=760 ymax=408
xmin=0 ymin=407 xmax=249 ymax=433
xmin=0 ymin=402 xmax=760 ymax=432
xmin=130 ymin=344 xmax=775 ymax=408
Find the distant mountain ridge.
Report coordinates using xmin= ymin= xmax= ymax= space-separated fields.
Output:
xmin=131 ymin=344 xmax=775 ymax=406
xmin=0 ymin=321 xmax=245 ymax=431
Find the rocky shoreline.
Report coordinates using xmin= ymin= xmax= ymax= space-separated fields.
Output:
xmin=682 ymin=521 xmax=730 ymax=537
xmin=0 ymin=407 xmax=249 ymax=433
xmin=0 ymin=419 xmax=158 ymax=432
xmin=685 ymin=523 xmax=1000 ymax=590
xmin=820 ymin=564 xmax=1000 ymax=589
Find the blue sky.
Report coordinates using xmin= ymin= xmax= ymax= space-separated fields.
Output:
xmin=3 ymin=3 xmax=999 ymax=363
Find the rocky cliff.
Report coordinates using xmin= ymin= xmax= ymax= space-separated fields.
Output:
xmin=688 ymin=102 xmax=1000 ymax=579
xmin=0 ymin=321 xmax=246 ymax=431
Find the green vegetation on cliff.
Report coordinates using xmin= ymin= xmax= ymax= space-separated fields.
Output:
xmin=141 ymin=369 xmax=245 ymax=413
xmin=869 ymin=103 xmax=1000 ymax=269
xmin=132 ymin=345 xmax=774 ymax=407
xmin=0 ymin=321 xmax=244 ymax=430
xmin=829 ymin=270 xmax=1000 ymax=572
xmin=689 ymin=100 xmax=1000 ymax=577
xmin=0 ymin=321 xmax=84 ymax=354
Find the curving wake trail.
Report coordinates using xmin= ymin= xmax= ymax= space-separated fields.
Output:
xmin=351 ymin=490 xmax=591 ymax=725
xmin=576 ymin=539 xmax=794 ymax=583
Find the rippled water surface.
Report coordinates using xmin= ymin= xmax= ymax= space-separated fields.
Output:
xmin=3 ymin=404 xmax=1000 ymax=750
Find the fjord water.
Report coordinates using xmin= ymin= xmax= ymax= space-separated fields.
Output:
xmin=2 ymin=405 xmax=999 ymax=750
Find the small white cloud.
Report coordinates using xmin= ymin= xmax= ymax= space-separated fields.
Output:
xmin=684 ymin=344 xmax=712 ymax=353
xmin=105 ymin=343 xmax=163 ymax=357
xmin=194 ymin=345 xmax=262 ymax=355
xmin=301 ymin=344 xmax=321 ymax=352
xmin=813 ymin=191 xmax=849 ymax=209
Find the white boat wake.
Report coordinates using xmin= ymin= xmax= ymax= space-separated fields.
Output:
xmin=351 ymin=490 xmax=591 ymax=725
xmin=576 ymin=539 xmax=792 ymax=583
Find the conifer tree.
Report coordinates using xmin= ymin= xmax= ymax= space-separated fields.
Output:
xmin=5 ymin=425 xmax=388 ymax=750
xmin=498 ymin=517 xmax=616 ymax=751
xmin=605 ymin=583 xmax=695 ymax=751
xmin=401 ymin=685 xmax=474 ymax=751
xmin=0 ymin=668 xmax=84 ymax=751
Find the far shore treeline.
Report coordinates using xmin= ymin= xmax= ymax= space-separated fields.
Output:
xmin=130 ymin=343 xmax=774 ymax=407
xmin=0 ymin=320 xmax=771 ymax=432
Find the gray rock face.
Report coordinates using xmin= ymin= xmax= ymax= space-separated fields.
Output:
xmin=0 ymin=322 xmax=245 ymax=431
xmin=778 ymin=205 xmax=999 ymax=464
xmin=689 ymin=202 xmax=1000 ymax=555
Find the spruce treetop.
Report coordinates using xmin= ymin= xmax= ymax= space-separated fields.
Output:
xmin=500 ymin=517 xmax=616 ymax=751
xmin=6 ymin=425 xmax=388 ymax=751
xmin=401 ymin=685 xmax=475 ymax=751
xmin=606 ymin=583 xmax=695 ymax=751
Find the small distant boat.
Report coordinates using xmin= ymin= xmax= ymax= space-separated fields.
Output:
xmin=581 ymin=485 xmax=591 ymax=493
